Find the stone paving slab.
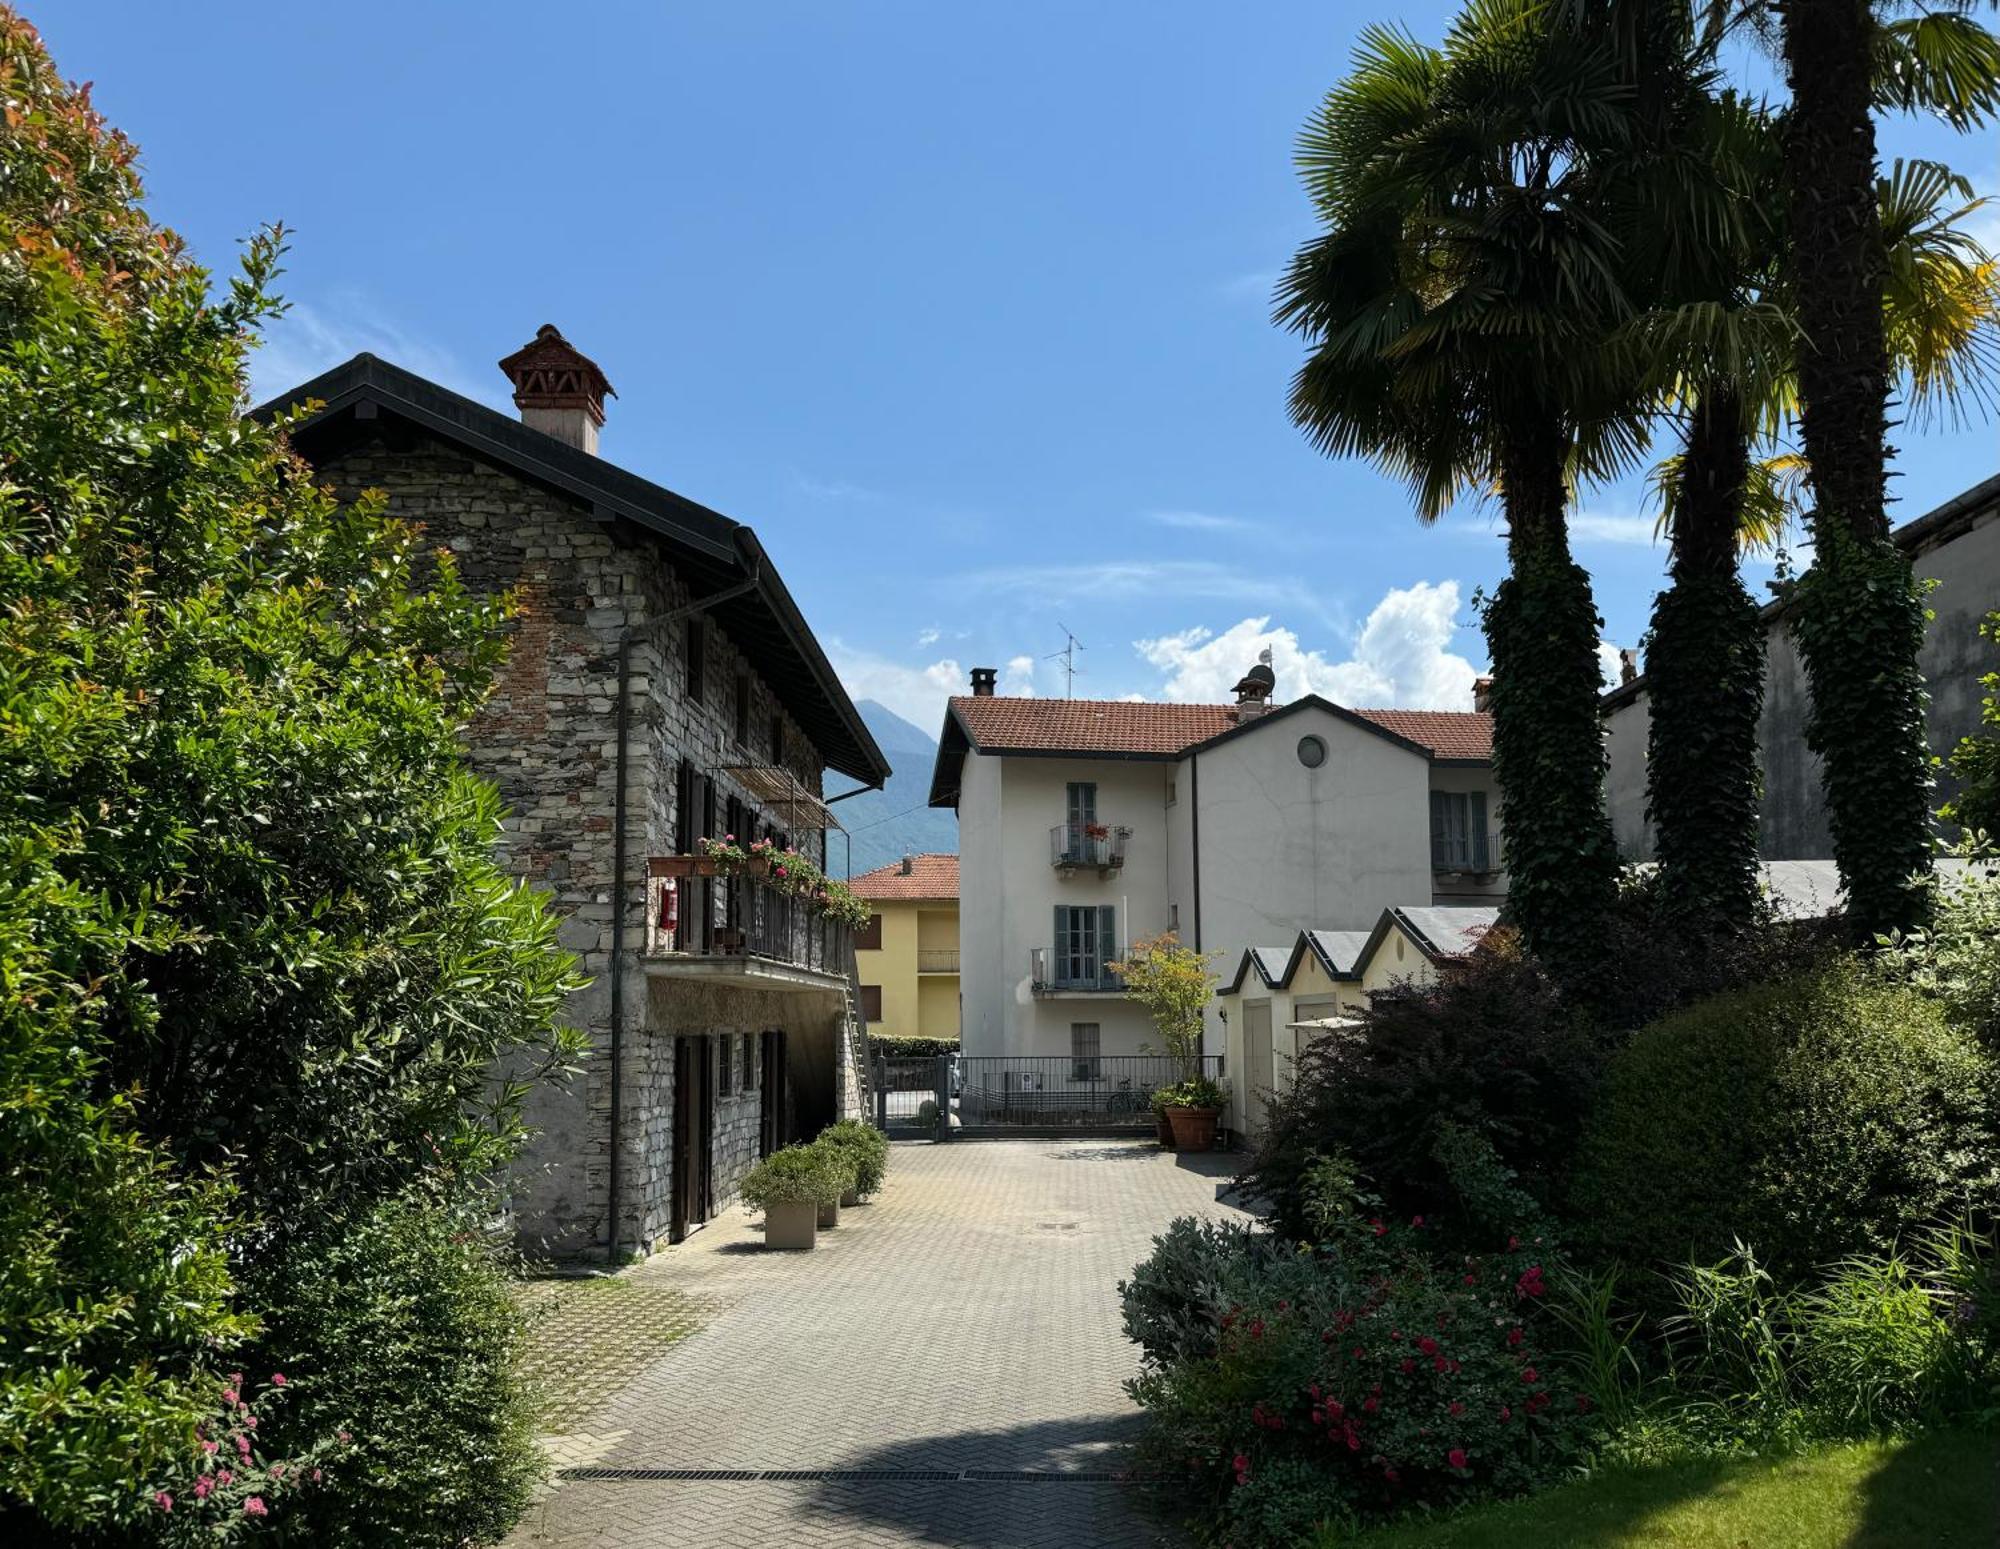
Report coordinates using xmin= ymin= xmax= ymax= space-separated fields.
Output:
xmin=508 ymin=1137 xmax=1251 ymax=1548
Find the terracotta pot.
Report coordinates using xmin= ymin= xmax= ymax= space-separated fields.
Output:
xmin=745 ymin=856 xmax=773 ymax=878
xmin=816 ymin=1198 xmax=841 ymax=1229
xmin=763 ymin=1200 xmax=818 ymax=1250
xmin=1155 ymin=1109 xmax=1175 ymax=1148
xmin=1165 ymin=1105 xmax=1219 ymax=1152
xmin=651 ymin=854 xmax=718 ymax=879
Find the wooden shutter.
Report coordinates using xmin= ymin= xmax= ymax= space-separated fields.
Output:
xmin=1470 ymin=790 xmax=1490 ymax=870
xmin=1096 ymin=905 xmax=1117 ymax=987
xmin=855 ymin=913 xmax=883 ymax=951
xmin=859 ymin=984 xmax=882 ymax=1022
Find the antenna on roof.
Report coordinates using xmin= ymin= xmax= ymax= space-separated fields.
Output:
xmin=1045 ymin=624 xmax=1086 ymax=698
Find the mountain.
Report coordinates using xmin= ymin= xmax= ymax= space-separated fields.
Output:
xmin=825 ymin=700 xmax=959 ymax=878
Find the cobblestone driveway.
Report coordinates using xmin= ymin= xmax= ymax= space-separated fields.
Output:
xmin=509 ymin=1137 xmax=1251 ymax=1549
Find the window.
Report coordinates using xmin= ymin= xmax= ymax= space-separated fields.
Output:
xmin=859 ymin=984 xmax=883 ymax=1022
xmin=1071 ymin=1022 xmax=1101 ymax=1081
xmin=855 ymin=913 xmax=883 ymax=951
xmin=741 ymin=1032 xmax=756 ymax=1092
xmin=1297 ymin=734 xmax=1327 ymax=768
xmin=769 ymin=713 xmax=784 ymax=764
xmin=734 ymin=675 xmax=752 ymax=745
xmin=718 ymin=1031 xmax=733 ymax=1093
xmin=1165 ymin=778 xmax=1177 ymax=807
xmin=1051 ymin=904 xmax=1116 ymax=988
xmin=1429 ymin=790 xmax=1492 ymax=871
xmin=1065 ymin=781 xmax=1098 ymax=827
xmin=685 ymin=618 xmax=706 ymax=704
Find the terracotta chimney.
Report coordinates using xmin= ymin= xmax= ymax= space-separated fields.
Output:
xmin=498 ymin=324 xmax=615 ymax=454
xmin=969 ymin=666 xmax=998 ymax=697
xmin=1472 ymin=675 xmax=1495 ymax=714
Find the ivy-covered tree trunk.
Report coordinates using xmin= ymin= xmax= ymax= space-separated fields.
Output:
xmin=1781 ymin=0 xmax=1934 ymax=934
xmin=1486 ymin=412 xmax=1621 ymax=987
xmin=1646 ymin=386 xmax=1765 ymax=934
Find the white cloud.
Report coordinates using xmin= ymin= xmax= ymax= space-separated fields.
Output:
xmin=915 ymin=627 xmax=941 ymax=648
xmin=1598 ymin=640 xmax=1627 ymax=689
xmin=1147 ymin=509 xmax=1259 ymax=534
xmin=826 ymin=642 xmax=967 ymax=733
xmin=248 ymin=296 xmax=488 ymax=408
xmin=999 ymin=654 xmax=1038 ymax=696
xmin=965 ymin=557 xmax=1330 ymax=623
xmin=1569 ymin=510 xmax=1662 ymax=546
xmin=1134 ymin=581 xmax=1481 ymax=711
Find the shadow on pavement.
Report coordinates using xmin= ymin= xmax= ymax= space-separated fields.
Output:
xmin=806 ymin=1414 xmax=1185 ymax=1549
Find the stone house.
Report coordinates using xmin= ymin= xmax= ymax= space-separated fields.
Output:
xmin=263 ymin=326 xmax=890 ymax=1259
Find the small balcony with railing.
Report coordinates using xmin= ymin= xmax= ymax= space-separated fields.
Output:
xmin=644 ymin=857 xmax=852 ymax=991
xmin=1049 ymin=821 xmax=1129 ymax=876
xmin=1029 ymin=946 xmax=1122 ymax=996
xmin=917 ymin=947 xmax=961 ymax=975
xmin=1429 ymin=829 xmax=1503 ymax=880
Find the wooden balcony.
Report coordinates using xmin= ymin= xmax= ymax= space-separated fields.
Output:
xmin=645 ymin=860 xmax=852 ymax=993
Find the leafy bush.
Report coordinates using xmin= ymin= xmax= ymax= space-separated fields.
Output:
xmin=1127 ymin=1207 xmax=1586 ymax=1545
xmin=1157 ymin=1076 xmax=1228 ymax=1111
xmin=817 ymin=1119 xmax=889 ymax=1197
xmin=741 ymin=1145 xmax=848 ymax=1210
xmin=1120 ymin=1219 xmax=1324 ymax=1371
xmin=1881 ymin=850 xmax=2000 ymax=1051
xmin=0 ymin=16 xmax=580 ymax=1537
xmin=236 ymin=1190 xmax=543 ymax=1546
xmin=1572 ymin=964 xmax=1998 ymax=1284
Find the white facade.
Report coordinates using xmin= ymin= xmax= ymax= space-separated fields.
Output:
xmin=940 ymin=692 xmax=1505 ymax=1114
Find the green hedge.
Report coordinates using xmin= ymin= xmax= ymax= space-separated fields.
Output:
xmin=1571 ymin=963 xmax=1999 ymax=1283
xmin=867 ymin=1035 xmax=960 ymax=1060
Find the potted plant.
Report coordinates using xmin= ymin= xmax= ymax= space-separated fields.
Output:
xmin=1157 ymin=1076 xmax=1227 ymax=1152
xmin=1147 ymin=1085 xmax=1176 ymax=1147
xmin=808 ymin=1137 xmax=859 ymax=1227
xmin=818 ymin=1118 xmax=889 ymax=1206
xmin=739 ymin=1143 xmax=846 ymax=1250
xmin=1109 ymin=931 xmax=1221 ymax=1149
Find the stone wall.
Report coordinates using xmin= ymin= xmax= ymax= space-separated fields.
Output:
xmin=315 ymin=431 xmax=838 ymax=1258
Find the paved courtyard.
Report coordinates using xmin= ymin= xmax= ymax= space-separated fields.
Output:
xmin=509 ymin=1137 xmax=1253 ymax=1548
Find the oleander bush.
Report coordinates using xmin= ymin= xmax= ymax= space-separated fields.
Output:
xmin=818 ymin=1119 xmax=890 ymax=1197
xmin=1571 ymin=963 xmax=1999 ymax=1285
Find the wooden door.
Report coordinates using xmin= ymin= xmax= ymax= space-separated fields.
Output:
xmin=758 ymin=1029 xmax=788 ymax=1158
xmin=670 ymin=1035 xmax=716 ymax=1243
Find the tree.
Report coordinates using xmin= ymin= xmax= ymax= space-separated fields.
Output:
xmin=1943 ymin=611 xmax=2000 ymax=839
xmin=1771 ymin=0 xmax=1999 ymax=934
xmin=0 ymin=9 xmax=582 ymax=1535
xmin=1109 ymin=932 xmax=1218 ymax=1081
xmin=1279 ymin=0 xmax=1645 ymax=985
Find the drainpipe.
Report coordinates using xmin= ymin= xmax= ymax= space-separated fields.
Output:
xmin=604 ymin=554 xmax=764 ymax=1265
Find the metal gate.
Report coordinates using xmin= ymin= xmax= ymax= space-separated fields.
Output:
xmin=874 ymin=1055 xmax=952 ymax=1139
xmin=874 ymin=1053 xmax=1227 ymax=1140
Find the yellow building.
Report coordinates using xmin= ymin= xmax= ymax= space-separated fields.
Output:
xmin=851 ymin=854 xmax=960 ymax=1041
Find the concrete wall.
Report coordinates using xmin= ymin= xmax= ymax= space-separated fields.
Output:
xmin=1604 ymin=478 xmax=2000 ymax=860
xmin=319 ymin=432 xmax=839 ymax=1258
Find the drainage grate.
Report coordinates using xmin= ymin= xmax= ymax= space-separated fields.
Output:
xmin=557 ymin=1467 xmax=1139 ymax=1485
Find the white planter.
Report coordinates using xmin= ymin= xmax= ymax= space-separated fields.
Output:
xmin=764 ymin=1200 xmax=818 ymax=1250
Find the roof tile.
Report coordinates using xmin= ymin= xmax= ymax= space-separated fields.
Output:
xmin=848 ymin=853 xmax=959 ymax=901
xmin=946 ymin=696 xmax=1490 ymax=761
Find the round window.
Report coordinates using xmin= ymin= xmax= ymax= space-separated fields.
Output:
xmin=1297 ymin=734 xmax=1327 ymax=769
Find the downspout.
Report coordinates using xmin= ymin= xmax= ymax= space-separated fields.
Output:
xmin=605 ymin=553 xmax=764 ymax=1265
xmin=1189 ymin=752 xmax=1202 ymax=951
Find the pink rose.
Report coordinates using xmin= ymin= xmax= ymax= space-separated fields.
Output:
xmin=271 ymin=1373 xmax=286 ymax=1386
xmin=244 ymin=1497 xmax=268 ymax=1518
xmin=154 ymin=1491 xmax=173 ymax=1512
xmin=1448 ymin=1448 xmax=1468 ymax=1470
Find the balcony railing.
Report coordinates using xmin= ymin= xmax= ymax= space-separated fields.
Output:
xmin=917 ymin=947 xmax=960 ymax=974
xmin=1029 ymin=946 xmax=1122 ymax=993
xmin=1050 ymin=821 xmax=1129 ymax=872
xmin=1431 ymin=830 xmax=1502 ymax=876
xmin=646 ymin=864 xmax=851 ymax=978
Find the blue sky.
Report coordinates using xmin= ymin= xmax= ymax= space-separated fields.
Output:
xmin=44 ymin=2 xmax=1998 ymax=735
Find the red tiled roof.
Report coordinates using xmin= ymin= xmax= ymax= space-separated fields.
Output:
xmin=848 ymin=853 xmax=959 ymax=901
xmin=945 ymin=695 xmax=1491 ymax=762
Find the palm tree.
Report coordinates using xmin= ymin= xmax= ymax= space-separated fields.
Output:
xmin=1278 ymin=0 xmax=1646 ymax=984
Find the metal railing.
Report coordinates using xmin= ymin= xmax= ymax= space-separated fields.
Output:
xmin=1430 ymin=830 xmax=1502 ymax=874
xmin=1049 ymin=822 xmax=1128 ymax=871
xmin=917 ymin=947 xmax=960 ymax=974
xmin=957 ymin=1055 xmax=1225 ymax=1130
xmin=1029 ymin=946 xmax=1121 ymax=992
xmin=647 ymin=867 xmax=851 ymax=975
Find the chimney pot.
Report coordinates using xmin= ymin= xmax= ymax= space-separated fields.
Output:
xmin=969 ymin=666 xmax=998 ymax=697
xmin=900 ymin=854 xmax=914 ymax=875
xmin=498 ymin=324 xmax=616 ymax=455
xmin=1619 ymin=648 xmax=1639 ymax=686
xmin=1472 ymin=675 xmax=1495 ymax=714
xmin=1230 ymin=654 xmax=1277 ymax=720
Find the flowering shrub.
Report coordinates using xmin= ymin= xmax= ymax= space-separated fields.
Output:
xmin=145 ymin=1375 xmax=342 ymax=1544
xmin=1127 ymin=1191 xmax=1587 ymax=1544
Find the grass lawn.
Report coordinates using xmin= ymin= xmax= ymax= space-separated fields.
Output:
xmin=1330 ymin=1429 xmax=1998 ymax=1548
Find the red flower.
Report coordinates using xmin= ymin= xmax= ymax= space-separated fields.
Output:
xmin=1383 ymin=1466 xmax=1401 ymax=1485
xmin=1499 ymin=1404 xmax=1512 ymax=1422
xmin=1411 ymin=1215 xmax=1425 ymax=1228
xmin=1508 ymin=1235 xmax=1520 ymax=1250
xmin=1449 ymin=1401 xmax=1465 ymax=1417
xmin=1248 ymin=1319 xmax=1265 ymax=1339
xmin=1447 ymin=1448 xmax=1468 ymax=1470
xmin=1364 ymin=1396 xmax=1380 ymax=1414
xmin=1433 ymin=1356 xmax=1448 ymax=1373
xmin=1507 ymin=1326 xmax=1524 ymax=1347
xmin=1417 ymin=1336 xmax=1439 ymax=1355
xmin=1400 ymin=1358 xmax=1416 ymax=1374
xmin=1521 ymin=1367 xmax=1539 ymax=1384
xmin=1463 ymin=1274 xmax=1477 ymax=1286
xmin=1372 ymin=1219 xmax=1387 ymax=1237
